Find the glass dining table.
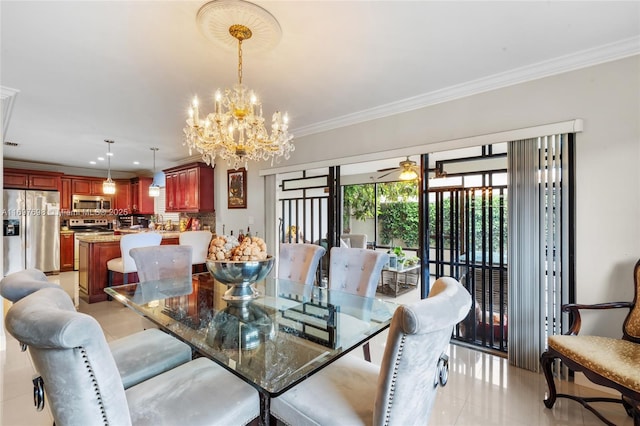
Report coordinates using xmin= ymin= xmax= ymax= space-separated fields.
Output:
xmin=105 ymin=272 xmax=398 ymax=425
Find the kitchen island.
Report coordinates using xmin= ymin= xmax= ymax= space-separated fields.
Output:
xmin=77 ymin=232 xmax=181 ymax=303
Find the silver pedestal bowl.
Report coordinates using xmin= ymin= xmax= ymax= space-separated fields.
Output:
xmin=206 ymin=256 xmax=274 ymax=301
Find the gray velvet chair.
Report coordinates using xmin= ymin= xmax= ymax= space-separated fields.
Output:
xmin=278 ymin=243 xmax=326 ymax=286
xmin=130 ymin=245 xmax=193 ymax=283
xmin=107 ymin=232 xmax=163 ymax=286
xmin=0 ymin=269 xmax=192 ymax=389
xmin=5 ymin=287 xmax=259 ymax=425
xmin=271 ymin=276 xmax=472 ymax=425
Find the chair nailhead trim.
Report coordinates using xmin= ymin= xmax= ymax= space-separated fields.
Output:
xmin=79 ymin=347 xmax=109 ymax=426
xmin=384 ymin=334 xmax=406 ymax=426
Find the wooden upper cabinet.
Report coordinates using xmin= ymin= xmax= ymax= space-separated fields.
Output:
xmin=3 ymin=168 xmax=61 ymax=191
xmin=60 ymin=178 xmax=72 ymax=211
xmin=163 ymin=162 xmax=214 ymax=213
xmin=71 ymin=178 xmax=104 ymax=196
xmin=113 ymin=179 xmax=131 ymax=212
xmin=130 ymin=177 xmax=154 ymax=214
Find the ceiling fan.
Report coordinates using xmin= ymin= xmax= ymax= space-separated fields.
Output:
xmin=376 ymin=156 xmax=419 ymax=180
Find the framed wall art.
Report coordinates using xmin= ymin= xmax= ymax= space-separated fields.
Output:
xmin=227 ymin=168 xmax=247 ymax=209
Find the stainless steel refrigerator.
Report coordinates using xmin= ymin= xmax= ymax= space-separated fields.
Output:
xmin=3 ymin=189 xmax=60 ymax=275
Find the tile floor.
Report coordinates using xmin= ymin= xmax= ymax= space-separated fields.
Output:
xmin=0 ymin=272 xmax=634 ymax=426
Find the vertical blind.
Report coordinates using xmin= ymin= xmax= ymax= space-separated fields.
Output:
xmin=507 ymin=134 xmax=571 ymax=372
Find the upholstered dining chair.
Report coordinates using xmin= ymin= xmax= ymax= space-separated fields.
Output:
xmin=179 ymin=230 xmax=213 ymax=272
xmin=5 ymin=287 xmax=259 ymax=425
xmin=271 ymin=276 xmax=472 ymax=425
xmin=278 ymin=243 xmax=326 ymax=286
xmin=328 ymin=247 xmax=389 ymax=361
xmin=0 ymin=269 xmax=193 ymax=390
xmin=107 ymin=232 xmax=162 ymax=287
xmin=130 ymin=245 xmax=193 ymax=283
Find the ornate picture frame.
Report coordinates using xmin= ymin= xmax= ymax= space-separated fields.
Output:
xmin=227 ymin=168 xmax=247 ymax=209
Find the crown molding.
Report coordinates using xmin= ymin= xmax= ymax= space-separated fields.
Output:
xmin=293 ymin=36 xmax=640 ymax=138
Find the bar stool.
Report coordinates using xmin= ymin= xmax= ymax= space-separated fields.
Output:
xmin=178 ymin=230 xmax=213 ymax=273
xmin=107 ymin=232 xmax=162 ymax=287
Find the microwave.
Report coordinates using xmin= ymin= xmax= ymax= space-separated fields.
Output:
xmin=72 ymin=195 xmax=112 ymax=212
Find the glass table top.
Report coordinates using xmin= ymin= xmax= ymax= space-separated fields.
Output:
xmin=105 ymin=273 xmax=397 ymax=396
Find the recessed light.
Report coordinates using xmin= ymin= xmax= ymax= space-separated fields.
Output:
xmin=89 ymin=161 xmax=96 ymax=165
xmin=133 ymin=161 xmax=140 ymax=165
xmin=106 ymin=152 xmax=114 ymax=157
xmin=97 ymin=157 xmax=104 ymax=161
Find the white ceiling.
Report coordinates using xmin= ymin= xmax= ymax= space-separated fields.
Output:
xmin=2 ymin=1 xmax=639 ymax=175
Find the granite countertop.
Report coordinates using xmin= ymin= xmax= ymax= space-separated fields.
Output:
xmin=76 ymin=232 xmax=181 ymax=243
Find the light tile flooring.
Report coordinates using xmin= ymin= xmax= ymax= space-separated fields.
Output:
xmin=1 ymin=272 xmax=634 ymax=426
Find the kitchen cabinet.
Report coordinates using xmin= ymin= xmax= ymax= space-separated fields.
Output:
xmin=130 ymin=177 xmax=155 ymax=214
xmin=113 ymin=179 xmax=131 ymax=213
xmin=60 ymin=177 xmax=72 ymax=211
xmin=163 ymin=162 xmax=214 ymax=212
xmin=60 ymin=231 xmax=74 ymax=272
xmin=3 ymin=168 xmax=61 ymax=191
xmin=71 ymin=178 xmax=105 ymax=196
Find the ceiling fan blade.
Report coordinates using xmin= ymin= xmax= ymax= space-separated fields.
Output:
xmin=376 ymin=167 xmax=399 ymax=173
xmin=377 ymin=170 xmax=397 ymax=179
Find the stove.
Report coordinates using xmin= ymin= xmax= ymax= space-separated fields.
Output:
xmin=69 ymin=218 xmax=114 ymax=270
xmin=68 ymin=218 xmax=112 ymax=233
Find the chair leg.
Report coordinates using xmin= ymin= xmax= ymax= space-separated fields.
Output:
xmin=540 ymin=350 xmax=557 ymax=408
xmin=362 ymin=342 xmax=371 ymax=362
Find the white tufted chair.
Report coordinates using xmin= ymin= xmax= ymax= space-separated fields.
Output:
xmin=5 ymin=287 xmax=259 ymax=425
xmin=328 ymin=247 xmax=389 ymax=361
xmin=0 ymin=268 xmax=193 ymax=390
xmin=278 ymin=243 xmax=326 ymax=286
xmin=271 ymin=277 xmax=472 ymax=425
xmin=179 ymin=230 xmax=213 ymax=272
xmin=328 ymin=247 xmax=388 ymax=297
xmin=107 ymin=232 xmax=162 ymax=286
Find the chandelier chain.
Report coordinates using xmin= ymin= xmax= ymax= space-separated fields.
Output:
xmin=238 ymin=39 xmax=243 ymax=85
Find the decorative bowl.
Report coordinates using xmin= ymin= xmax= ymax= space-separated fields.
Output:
xmin=206 ymin=256 xmax=274 ymax=301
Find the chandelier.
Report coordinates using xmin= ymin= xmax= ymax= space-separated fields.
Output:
xmin=183 ymin=6 xmax=293 ymax=169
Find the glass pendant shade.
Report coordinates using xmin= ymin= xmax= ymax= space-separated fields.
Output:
xmin=103 ymin=179 xmax=116 ymax=194
xmin=103 ymin=140 xmax=116 ymax=194
xmin=399 ymin=169 xmax=418 ymax=181
xmin=149 ymin=147 xmax=160 ymax=197
xmin=148 ymin=184 xmax=160 ymax=197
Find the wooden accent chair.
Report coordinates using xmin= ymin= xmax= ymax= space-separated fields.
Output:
xmin=540 ymin=259 xmax=640 ymax=425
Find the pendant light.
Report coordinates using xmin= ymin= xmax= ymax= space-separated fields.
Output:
xmin=103 ymin=140 xmax=116 ymax=195
xmin=149 ymin=147 xmax=160 ymax=197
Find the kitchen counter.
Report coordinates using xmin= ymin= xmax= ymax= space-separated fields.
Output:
xmin=76 ymin=231 xmax=181 ymax=243
xmin=78 ymin=233 xmax=181 ymax=304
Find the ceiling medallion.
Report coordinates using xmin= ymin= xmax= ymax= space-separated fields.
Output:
xmin=184 ymin=0 xmax=292 ymax=169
